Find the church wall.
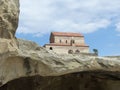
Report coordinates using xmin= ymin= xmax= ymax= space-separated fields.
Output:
xmin=46 ymin=32 xmax=90 ymax=54
xmin=54 ymin=36 xmax=85 ymax=45
xmin=45 ymin=45 xmax=89 ymax=54
xmin=50 ymin=34 xmax=54 ymax=43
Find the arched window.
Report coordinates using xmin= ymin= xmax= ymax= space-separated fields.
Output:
xmin=75 ymin=50 xmax=80 ymax=54
xmin=49 ymin=47 xmax=53 ymax=50
xmin=72 ymin=40 xmax=75 ymax=44
xmin=66 ymin=40 xmax=67 ymax=43
xmin=71 ymin=40 xmax=75 ymax=44
xmin=60 ymin=40 xmax=62 ymax=43
xmin=68 ymin=50 xmax=73 ymax=54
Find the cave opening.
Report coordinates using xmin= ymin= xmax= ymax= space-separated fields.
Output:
xmin=0 ymin=72 xmax=120 ymax=90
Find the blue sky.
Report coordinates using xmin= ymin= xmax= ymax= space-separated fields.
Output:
xmin=16 ymin=0 xmax=120 ymax=56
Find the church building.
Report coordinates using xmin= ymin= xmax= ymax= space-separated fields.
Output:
xmin=44 ymin=32 xmax=89 ymax=54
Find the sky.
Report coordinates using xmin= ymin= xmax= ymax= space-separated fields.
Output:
xmin=16 ymin=0 xmax=120 ymax=56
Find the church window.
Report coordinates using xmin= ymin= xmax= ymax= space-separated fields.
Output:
xmin=73 ymin=40 xmax=75 ymax=44
xmin=71 ymin=40 xmax=75 ymax=44
xmin=50 ymin=47 xmax=53 ymax=50
xmin=60 ymin=40 xmax=62 ymax=43
xmin=66 ymin=40 xmax=67 ymax=43
xmin=68 ymin=50 xmax=73 ymax=54
xmin=75 ymin=50 xmax=80 ymax=54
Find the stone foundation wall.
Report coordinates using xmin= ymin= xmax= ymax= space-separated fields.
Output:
xmin=45 ymin=46 xmax=89 ymax=54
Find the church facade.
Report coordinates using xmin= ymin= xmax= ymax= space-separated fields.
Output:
xmin=44 ymin=32 xmax=89 ymax=54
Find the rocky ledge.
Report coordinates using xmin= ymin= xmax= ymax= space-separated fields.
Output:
xmin=0 ymin=39 xmax=120 ymax=90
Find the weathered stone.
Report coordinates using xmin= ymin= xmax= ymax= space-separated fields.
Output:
xmin=0 ymin=39 xmax=120 ymax=90
xmin=0 ymin=39 xmax=18 ymax=54
xmin=1 ymin=73 xmax=120 ymax=90
xmin=0 ymin=0 xmax=19 ymax=39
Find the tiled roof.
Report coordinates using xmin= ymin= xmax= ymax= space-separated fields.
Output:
xmin=45 ymin=43 xmax=89 ymax=47
xmin=51 ymin=32 xmax=83 ymax=37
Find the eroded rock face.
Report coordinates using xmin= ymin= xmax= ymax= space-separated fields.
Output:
xmin=0 ymin=73 xmax=120 ymax=90
xmin=0 ymin=0 xmax=19 ymax=39
xmin=0 ymin=39 xmax=120 ymax=90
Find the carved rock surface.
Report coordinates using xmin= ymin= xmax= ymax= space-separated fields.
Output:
xmin=0 ymin=0 xmax=19 ymax=39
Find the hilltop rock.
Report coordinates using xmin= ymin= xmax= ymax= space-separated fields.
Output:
xmin=0 ymin=0 xmax=19 ymax=39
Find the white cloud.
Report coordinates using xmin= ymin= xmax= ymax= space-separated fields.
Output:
xmin=51 ymin=19 xmax=110 ymax=33
xmin=17 ymin=0 xmax=120 ymax=36
xmin=116 ymin=22 xmax=120 ymax=32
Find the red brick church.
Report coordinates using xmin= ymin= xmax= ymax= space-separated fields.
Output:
xmin=44 ymin=32 xmax=89 ymax=54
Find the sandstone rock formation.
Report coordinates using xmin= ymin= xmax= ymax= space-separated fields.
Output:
xmin=0 ymin=0 xmax=120 ymax=90
xmin=0 ymin=39 xmax=120 ymax=90
xmin=0 ymin=0 xmax=19 ymax=39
